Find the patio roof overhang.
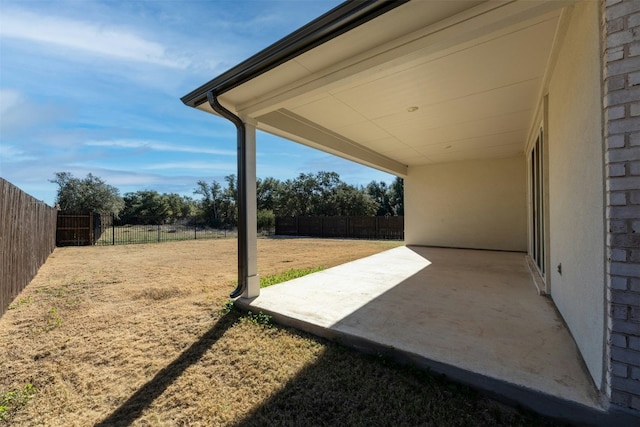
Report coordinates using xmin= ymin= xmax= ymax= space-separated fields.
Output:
xmin=182 ymin=0 xmax=576 ymax=176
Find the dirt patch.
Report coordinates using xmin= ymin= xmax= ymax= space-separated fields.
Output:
xmin=0 ymin=238 xmax=560 ymax=426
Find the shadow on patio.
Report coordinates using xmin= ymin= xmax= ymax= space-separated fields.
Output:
xmin=236 ymin=246 xmax=607 ymax=424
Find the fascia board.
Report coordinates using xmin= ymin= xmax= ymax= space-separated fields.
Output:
xmin=181 ymin=0 xmax=408 ymax=108
xmin=257 ymin=109 xmax=408 ymax=177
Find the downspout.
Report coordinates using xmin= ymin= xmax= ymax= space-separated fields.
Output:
xmin=207 ymin=90 xmax=248 ymax=298
xmin=185 ymin=2 xmax=411 ymax=299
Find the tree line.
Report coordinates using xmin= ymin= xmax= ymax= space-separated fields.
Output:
xmin=51 ymin=171 xmax=403 ymax=229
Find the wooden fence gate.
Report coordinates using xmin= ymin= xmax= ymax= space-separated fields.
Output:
xmin=56 ymin=211 xmax=102 ymax=246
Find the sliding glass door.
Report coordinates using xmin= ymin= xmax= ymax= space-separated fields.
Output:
xmin=530 ymin=129 xmax=545 ymax=276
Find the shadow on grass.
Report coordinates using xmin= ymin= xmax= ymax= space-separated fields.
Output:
xmin=95 ymin=310 xmax=240 ymax=427
xmin=94 ymin=309 xmax=563 ymax=427
xmin=229 ymin=334 xmax=563 ymax=427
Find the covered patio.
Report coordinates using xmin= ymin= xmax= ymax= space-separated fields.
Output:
xmin=236 ymin=245 xmax=603 ymax=422
xmin=182 ymin=0 xmax=640 ymax=420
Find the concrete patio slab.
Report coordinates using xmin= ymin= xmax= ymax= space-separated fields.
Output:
xmin=235 ymin=246 xmax=624 ymax=425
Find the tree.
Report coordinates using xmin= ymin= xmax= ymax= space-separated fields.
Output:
xmin=257 ymin=177 xmax=283 ymax=212
xmin=366 ymin=181 xmax=392 ymax=216
xmin=389 ymin=177 xmax=404 ymax=215
xmin=192 ymin=171 xmax=399 ymax=228
xmin=220 ymin=175 xmax=238 ymax=226
xmin=120 ymin=191 xmax=195 ymax=224
xmin=257 ymin=172 xmax=395 ymax=217
xmin=193 ymin=180 xmax=223 ymax=227
xmin=120 ymin=190 xmax=169 ymax=224
xmin=50 ymin=172 xmax=124 ymax=216
xmin=277 ymin=172 xmax=335 ymax=216
xmin=193 ymin=175 xmax=238 ymax=227
xmin=333 ymin=183 xmax=377 ymax=216
xmin=313 ymin=171 xmax=342 ymax=216
xmin=163 ymin=193 xmax=195 ymax=221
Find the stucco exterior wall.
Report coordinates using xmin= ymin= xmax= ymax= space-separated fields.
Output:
xmin=547 ymin=0 xmax=605 ymax=389
xmin=405 ymin=156 xmax=527 ymax=251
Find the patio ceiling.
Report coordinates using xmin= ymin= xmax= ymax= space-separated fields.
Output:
xmin=195 ymin=1 xmax=572 ymax=175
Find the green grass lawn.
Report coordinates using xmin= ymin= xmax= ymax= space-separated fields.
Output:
xmin=259 ymin=266 xmax=325 ymax=288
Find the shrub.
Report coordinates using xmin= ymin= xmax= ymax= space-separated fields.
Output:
xmin=257 ymin=209 xmax=275 ymax=231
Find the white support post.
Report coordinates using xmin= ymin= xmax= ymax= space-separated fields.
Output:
xmin=243 ymin=120 xmax=259 ymax=298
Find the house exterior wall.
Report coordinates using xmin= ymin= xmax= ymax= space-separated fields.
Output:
xmin=404 ymin=156 xmax=527 ymax=251
xmin=602 ymin=0 xmax=640 ymax=412
xmin=546 ymin=0 xmax=606 ymax=390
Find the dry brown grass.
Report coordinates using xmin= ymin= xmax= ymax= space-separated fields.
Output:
xmin=1 ymin=238 xmax=562 ymax=426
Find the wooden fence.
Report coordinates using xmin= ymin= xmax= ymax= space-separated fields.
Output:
xmin=56 ymin=211 xmax=104 ymax=246
xmin=275 ymin=216 xmax=404 ymax=240
xmin=1 ymin=178 xmax=58 ymax=318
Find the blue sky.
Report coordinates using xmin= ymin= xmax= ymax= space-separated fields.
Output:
xmin=0 ymin=0 xmax=395 ymax=205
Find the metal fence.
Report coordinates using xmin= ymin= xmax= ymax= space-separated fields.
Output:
xmin=56 ymin=213 xmax=402 ymax=245
xmin=94 ymin=215 xmax=239 ymax=245
xmin=1 ymin=178 xmax=57 ymax=317
xmin=55 ymin=212 xmax=278 ymax=246
xmin=97 ymin=214 xmax=259 ymax=245
xmin=275 ymin=216 xmax=404 ymax=240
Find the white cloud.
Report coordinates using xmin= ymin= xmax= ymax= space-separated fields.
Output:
xmin=85 ymin=139 xmax=236 ymax=156
xmin=0 ymin=144 xmax=36 ymax=162
xmin=96 ymin=173 xmax=167 ymax=187
xmin=0 ymin=9 xmax=188 ymax=68
xmin=0 ymin=88 xmax=22 ymax=116
xmin=143 ymin=161 xmax=236 ymax=171
xmin=0 ymin=89 xmax=66 ymax=135
xmin=58 ymin=164 xmax=168 ymax=186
